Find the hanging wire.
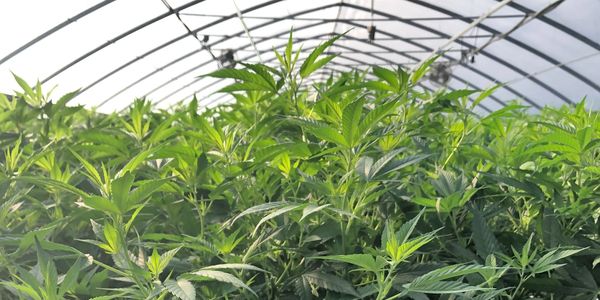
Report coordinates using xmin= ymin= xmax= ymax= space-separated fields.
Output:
xmin=232 ymin=0 xmax=263 ymax=63
xmin=159 ymin=0 xmax=222 ymax=68
xmin=503 ymin=51 xmax=600 ymax=86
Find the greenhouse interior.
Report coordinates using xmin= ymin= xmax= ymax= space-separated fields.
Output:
xmin=1 ymin=0 xmax=600 ymax=299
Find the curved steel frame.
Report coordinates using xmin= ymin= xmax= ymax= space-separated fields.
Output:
xmin=408 ymin=0 xmax=600 ymax=99
xmin=98 ymin=7 xmax=535 ymax=109
xmin=0 ymin=0 xmax=116 ymax=65
xmin=343 ymin=2 xmax=576 ymax=105
xmin=3 ymin=0 xmax=598 ymax=110
xmin=40 ymin=0 xmax=211 ymax=84
xmin=131 ymin=18 xmax=528 ymax=110
xmin=97 ymin=1 xmax=594 ymax=109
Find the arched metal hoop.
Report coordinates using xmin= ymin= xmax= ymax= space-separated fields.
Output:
xmin=4 ymin=0 xmax=598 ymax=110
xmin=94 ymin=1 xmax=593 ymax=109
xmin=97 ymin=4 xmax=541 ymax=110
xmin=135 ymin=18 xmax=535 ymax=110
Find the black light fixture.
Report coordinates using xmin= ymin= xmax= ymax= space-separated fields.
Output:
xmin=367 ymin=25 xmax=376 ymax=42
xmin=368 ymin=0 xmax=376 ymax=42
xmin=219 ymin=49 xmax=236 ymax=68
xmin=460 ymin=49 xmax=477 ymax=64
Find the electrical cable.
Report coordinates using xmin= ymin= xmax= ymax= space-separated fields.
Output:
xmin=159 ymin=0 xmax=222 ymax=68
xmin=503 ymin=51 xmax=600 ymax=87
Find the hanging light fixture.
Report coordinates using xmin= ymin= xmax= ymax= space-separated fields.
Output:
xmin=460 ymin=49 xmax=477 ymax=64
xmin=219 ymin=49 xmax=236 ymax=68
xmin=368 ymin=25 xmax=376 ymax=42
xmin=460 ymin=49 xmax=469 ymax=64
xmin=368 ymin=0 xmax=376 ymax=42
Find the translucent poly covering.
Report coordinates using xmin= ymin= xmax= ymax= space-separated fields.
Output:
xmin=1 ymin=0 xmax=599 ymax=113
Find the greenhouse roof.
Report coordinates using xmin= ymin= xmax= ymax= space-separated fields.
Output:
xmin=1 ymin=0 xmax=599 ymax=113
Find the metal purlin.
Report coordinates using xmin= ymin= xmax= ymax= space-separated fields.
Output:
xmin=140 ymin=18 xmax=526 ymax=109
xmin=0 ymin=0 xmax=117 ymax=66
xmin=102 ymin=29 xmax=429 ymax=108
xmin=407 ymin=0 xmax=600 ymax=103
xmin=40 ymin=0 xmax=209 ymax=84
xmin=143 ymin=36 xmax=412 ymax=105
xmin=157 ymin=37 xmax=496 ymax=112
xmin=98 ymin=4 xmax=529 ymax=110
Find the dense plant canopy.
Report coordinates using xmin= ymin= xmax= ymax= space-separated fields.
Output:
xmin=0 ymin=33 xmax=599 ymax=299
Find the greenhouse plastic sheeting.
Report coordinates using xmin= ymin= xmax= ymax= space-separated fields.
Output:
xmin=1 ymin=0 xmax=599 ymax=113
